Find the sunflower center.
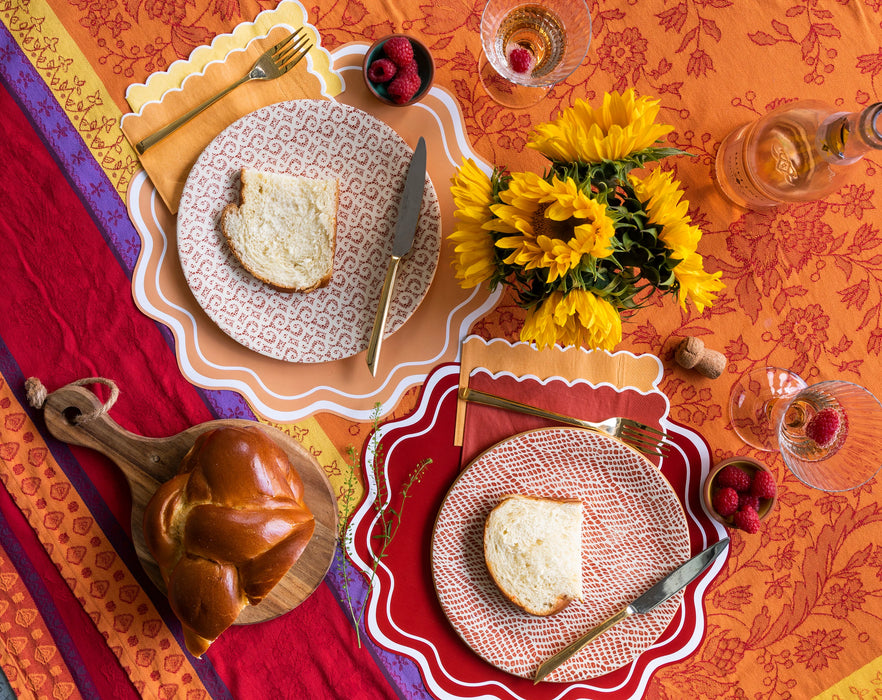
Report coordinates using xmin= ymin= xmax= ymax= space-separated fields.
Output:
xmin=533 ymin=204 xmax=578 ymax=242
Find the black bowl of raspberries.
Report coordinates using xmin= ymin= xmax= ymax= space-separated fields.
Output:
xmin=703 ymin=457 xmax=778 ymax=534
xmin=363 ymin=34 xmax=434 ymax=106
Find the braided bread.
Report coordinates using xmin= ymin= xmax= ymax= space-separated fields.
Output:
xmin=143 ymin=425 xmax=315 ymax=657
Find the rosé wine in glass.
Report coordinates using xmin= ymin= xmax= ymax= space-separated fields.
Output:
xmin=479 ymin=0 xmax=591 ymax=108
xmin=729 ymin=368 xmax=882 ymax=492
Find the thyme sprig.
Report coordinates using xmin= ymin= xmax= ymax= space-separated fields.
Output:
xmin=337 ymin=404 xmax=431 ymax=646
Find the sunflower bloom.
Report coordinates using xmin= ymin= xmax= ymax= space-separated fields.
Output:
xmin=528 ymin=89 xmax=674 ymax=163
xmin=671 ymin=252 xmax=725 ymax=313
xmin=449 ymin=158 xmax=497 ymax=288
xmin=629 ymin=168 xmax=725 ymax=310
xmin=521 ymin=289 xmax=623 ymax=351
xmin=629 ymin=167 xmax=700 ymax=260
xmin=491 ymin=173 xmax=615 ymax=283
xmin=446 ymin=91 xmax=723 ymax=353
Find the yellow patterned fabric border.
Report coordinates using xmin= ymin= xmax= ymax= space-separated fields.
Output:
xmin=0 ymin=0 xmax=136 ymax=199
xmin=124 ymin=0 xmax=341 ymax=112
xmin=813 ymin=657 xmax=882 ymax=699
xmin=269 ymin=417 xmax=364 ymax=521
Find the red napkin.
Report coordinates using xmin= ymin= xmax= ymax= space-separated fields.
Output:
xmin=461 ymin=370 xmax=669 ymax=466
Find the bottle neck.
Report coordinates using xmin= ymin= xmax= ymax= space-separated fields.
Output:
xmin=821 ymin=102 xmax=882 ymax=164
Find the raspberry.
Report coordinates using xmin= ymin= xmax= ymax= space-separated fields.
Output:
xmin=387 ymin=65 xmax=422 ymax=104
xmin=367 ymin=58 xmax=397 ymax=83
xmin=733 ymin=506 xmax=761 ymax=534
xmin=508 ymin=46 xmax=534 ymax=74
xmin=383 ymin=36 xmax=414 ymax=67
xmin=716 ymin=464 xmax=751 ymax=492
xmin=750 ymin=469 xmax=777 ymax=500
xmin=397 ymin=60 xmax=419 ymax=78
xmin=805 ymin=408 xmax=841 ymax=446
xmin=711 ymin=487 xmax=739 ymax=517
xmin=738 ymin=493 xmax=760 ymax=512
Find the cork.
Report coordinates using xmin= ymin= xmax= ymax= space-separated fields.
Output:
xmin=675 ymin=336 xmax=726 ymax=379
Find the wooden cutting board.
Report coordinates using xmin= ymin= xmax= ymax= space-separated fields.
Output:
xmin=38 ymin=383 xmax=338 ymax=624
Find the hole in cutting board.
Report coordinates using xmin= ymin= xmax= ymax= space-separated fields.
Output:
xmin=62 ymin=406 xmax=82 ymax=424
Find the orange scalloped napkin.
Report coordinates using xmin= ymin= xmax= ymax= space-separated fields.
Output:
xmin=456 ymin=337 xmax=669 ymax=467
xmin=454 ymin=336 xmax=665 ymax=446
xmin=120 ymin=2 xmax=341 ymax=214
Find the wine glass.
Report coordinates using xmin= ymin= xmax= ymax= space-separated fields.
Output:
xmin=729 ymin=367 xmax=882 ymax=491
xmin=479 ymin=0 xmax=592 ymax=109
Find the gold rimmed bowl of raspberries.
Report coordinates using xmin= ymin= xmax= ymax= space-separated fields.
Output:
xmin=363 ymin=34 xmax=434 ymax=106
xmin=704 ymin=457 xmax=777 ymax=534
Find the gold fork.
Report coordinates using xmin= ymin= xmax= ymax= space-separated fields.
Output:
xmin=458 ymin=386 xmax=673 ymax=458
xmin=135 ymin=28 xmax=312 ymax=155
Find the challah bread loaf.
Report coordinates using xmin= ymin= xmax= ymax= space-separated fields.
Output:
xmin=483 ymin=494 xmax=583 ymax=616
xmin=221 ymin=169 xmax=338 ymax=293
xmin=143 ymin=425 xmax=316 ymax=657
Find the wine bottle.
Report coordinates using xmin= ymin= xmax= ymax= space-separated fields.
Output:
xmin=714 ymin=100 xmax=882 ymax=210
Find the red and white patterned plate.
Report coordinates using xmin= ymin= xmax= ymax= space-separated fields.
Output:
xmin=177 ymin=99 xmax=441 ymax=363
xmin=431 ymin=427 xmax=691 ymax=683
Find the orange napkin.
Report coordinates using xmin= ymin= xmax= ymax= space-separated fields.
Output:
xmin=120 ymin=4 xmax=339 ymax=213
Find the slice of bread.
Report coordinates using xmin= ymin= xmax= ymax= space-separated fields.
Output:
xmin=221 ymin=169 xmax=338 ymax=293
xmin=484 ymin=494 xmax=583 ymax=616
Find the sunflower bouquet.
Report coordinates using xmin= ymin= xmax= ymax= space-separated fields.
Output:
xmin=449 ymin=89 xmax=724 ymax=351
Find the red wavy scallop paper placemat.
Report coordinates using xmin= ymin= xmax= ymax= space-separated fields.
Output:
xmin=347 ymin=363 xmax=726 ymax=699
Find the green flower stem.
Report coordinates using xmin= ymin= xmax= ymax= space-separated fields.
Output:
xmin=338 ymin=405 xmax=431 ymax=647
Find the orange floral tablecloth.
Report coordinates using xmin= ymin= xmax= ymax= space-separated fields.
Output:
xmin=2 ymin=0 xmax=882 ymax=698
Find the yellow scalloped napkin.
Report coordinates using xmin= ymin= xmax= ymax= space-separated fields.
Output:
xmin=120 ymin=0 xmax=341 ymax=213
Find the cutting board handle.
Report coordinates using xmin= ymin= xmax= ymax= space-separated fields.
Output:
xmin=31 ymin=381 xmax=176 ymax=495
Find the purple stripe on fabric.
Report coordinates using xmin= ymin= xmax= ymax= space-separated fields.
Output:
xmin=202 ymin=387 xmax=257 ymax=419
xmin=0 ymin=23 xmax=252 ymax=423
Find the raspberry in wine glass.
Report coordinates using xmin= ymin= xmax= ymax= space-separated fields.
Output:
xmin=479 ymin=0 xmax=591 ymax=109
xmin=494 ymin=4 xmax=565 ymax=82
xmin=729 ymin=368 xmax=882 ymax=492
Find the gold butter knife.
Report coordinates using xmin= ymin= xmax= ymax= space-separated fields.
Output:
xmin=366 ymin=137 xmax=426 ymax=376
xmin=534 ymin=538 xmax=729 ymax=683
